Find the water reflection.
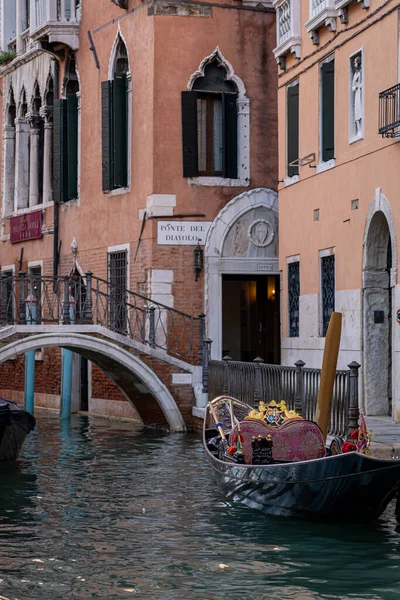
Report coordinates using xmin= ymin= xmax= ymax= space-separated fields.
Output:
xmin=0 ymin=412 xmax=398 ymax=599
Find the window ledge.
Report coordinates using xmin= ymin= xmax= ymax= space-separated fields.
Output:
xmin=349 ymin=133 xmax=363 ymax=145
xmin=284 ymin=174 xmax=299 ymax=187
xmin=105 ymin=187 xmax=130 ymax=197
xmin=188 ymin=177 xmax=249 ymax=187
xmin=316 ymin=159 xmax=335 ymax=174
xmin=5 ymin=203 xmax=51 ymax=219
xmin=61 ymin=197 xmax=80 ymax=210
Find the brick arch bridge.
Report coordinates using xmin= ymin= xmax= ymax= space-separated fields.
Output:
xmin=0 ymin=272 xmax=206 ymax=432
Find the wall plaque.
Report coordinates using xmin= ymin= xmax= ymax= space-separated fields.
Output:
xmin=157 ymin=221 xmax=211 ymax=246
xmin=10 ymin=211 xmax=43 ymax=244
xmin=257 ymin=263 xmax=274 ymax=272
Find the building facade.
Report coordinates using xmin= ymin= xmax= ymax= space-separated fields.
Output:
xmin=276 ymin=0 xmax=400 ymax=418
xmin=0 ymin=0 xmax=278 ymax=426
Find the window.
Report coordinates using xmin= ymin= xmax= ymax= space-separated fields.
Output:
xmin=102 ymin=38 xmax=129 ymax=192
xmin=108 ymin=249 xmax=127 ymax=333
xmin=321 ymin=58 xmax=335 ymax=163
xmin=53 ymin=56 xmax=79 ymax=203
xmin=182 ymin=60 xmax=238 ymax=179
xmin=3 ymin=88 xmax=16 ymax=217
xmin=287 ymin=82 xmax=299 ymax=177
xmin=288 ymin=261 xmax=300 ymax=337
xmin=28 ymin=265 xmax=42 ymax=323
xmin=1 ymin=270 xmax=14 ymax=325
xmin=321 ymin=254 xmax=335 ymax=337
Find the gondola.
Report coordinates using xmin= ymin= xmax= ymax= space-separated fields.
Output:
xmin=203 ymin=396 xmax=400 ymax=521
xmin=0 ymin=398 xmax=35 ymax=462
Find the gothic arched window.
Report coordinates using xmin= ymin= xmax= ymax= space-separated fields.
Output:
xmin=101 ymin=36 xmax=129 ymax=192
xmin=182 ymin=59 xmax=238 ymax=179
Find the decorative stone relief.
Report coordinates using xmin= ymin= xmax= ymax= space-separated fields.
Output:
xmin=222 ymin=206 xmax=278 ymax=259
xmin=248 ymin=219 xmax=275 ymax=248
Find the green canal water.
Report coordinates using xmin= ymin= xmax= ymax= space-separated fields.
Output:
xmin=0 ymin=412 xmax=400 ymax=599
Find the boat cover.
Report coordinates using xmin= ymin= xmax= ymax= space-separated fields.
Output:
xmin=0 ymin=397 xmax=36 ymax=434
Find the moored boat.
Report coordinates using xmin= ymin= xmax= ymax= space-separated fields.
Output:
xmin=204 ymin=396 xmax=400 ymax=521
xmin=0 ymin=398 xmax=35 ymax=462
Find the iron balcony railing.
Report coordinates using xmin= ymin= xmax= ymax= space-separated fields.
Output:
xmin=0 ymin=271 xmax=203 ymax=365
xmin=204 ymin=353 xmax=360 ymax=440
xmin=379 ymin=83 xmax=400 ymax=138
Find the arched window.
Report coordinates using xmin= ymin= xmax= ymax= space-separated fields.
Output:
xmin=53 ymin=55 xmax=80 ymax=202
xmin=101 ymin=36 xmax=129 ymax=192
xmin=3 ymin=88 xmax=16 ymax=217
xmin=182 ymin=59 xmax=238 ymax=179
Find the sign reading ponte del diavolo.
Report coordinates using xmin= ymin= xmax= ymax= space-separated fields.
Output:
xmin=157 ymin=221 xmax=212 ymax=246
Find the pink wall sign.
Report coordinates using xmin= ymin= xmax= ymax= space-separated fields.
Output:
xmin=10 ymin=212 xmax=43 ymax=244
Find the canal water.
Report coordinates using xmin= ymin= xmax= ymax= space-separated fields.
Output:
xmin=0 ymin=412 xmax=400 ymax=599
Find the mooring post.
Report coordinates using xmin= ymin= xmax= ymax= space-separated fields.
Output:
xmin=253 ymin=357 xmax=264 ymax=407
xmin=18 ymin=271 xmax=26 ymax=324
xmin=60 ymin=291 xmax=76 ymax=420
xmin=294 ymin=360 xmax=305 ymax=416
xmin=83 ymin=271 xmax=93 ymax=324
xmin=24 ymin=292 xmax=37 ymax=415
xmin=222 ymin=355 xmax=232 ymax=395
xmin=347 ymin=361 xmax=361 ymax=439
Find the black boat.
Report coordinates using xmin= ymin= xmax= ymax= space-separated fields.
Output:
xmin=0 ymin=398 xmax=35 ymax=462
xmin=204 ymin=396 xmax=400 ymax=521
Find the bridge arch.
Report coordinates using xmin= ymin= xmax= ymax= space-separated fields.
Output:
xmin=0 ymin=333 xmax=186 ymax=432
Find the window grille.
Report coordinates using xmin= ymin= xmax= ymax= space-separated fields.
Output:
xmin=321 ymin=255 xmax=335 ymax=336
xmin=1 ymin=271 xmax=14 ymax=324
xmin=288 ymin=261 xmax=300 ymax=337
xmin=28 ymin=266 xmax=42 ymax=322
xmin=108 ymin=250 xmax=127 ymax=333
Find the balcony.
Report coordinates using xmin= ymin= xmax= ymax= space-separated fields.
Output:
xmin=378 ymin=83 xmax=400 ymax=138
xmin=306 ymin=0 xmax=337 ymax=45
xmin=334 ymin=0 xmax=369 ymax=24
xmin=29 ymin=0 xmax=81 ymax=51
xmin=273 ymin=0 xmax=301 ymax=69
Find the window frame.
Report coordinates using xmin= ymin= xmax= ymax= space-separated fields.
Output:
xmin=287 ymin=256 xmax=300 ymax=338
xmin=318 ymin=54 xmax=335 ymax=172
xmin=319 ymin=248 xmax=336 ymax=337
xmin=196 ymin=92 xmax=224 ymax=177
xmin=286 ymin=79 xmax=299 ymax=180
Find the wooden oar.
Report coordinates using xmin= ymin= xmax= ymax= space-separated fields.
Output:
xmin=209 ymin=402 xmax=227 ymax=443
xmin=315 ymin=311 xmax=342 ymax=443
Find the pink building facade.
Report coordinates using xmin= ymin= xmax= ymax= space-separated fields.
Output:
xmin=0 ymin=0 xmax=278 ymax=426
xmin=276 ymin=0 xmax=400 ymax=418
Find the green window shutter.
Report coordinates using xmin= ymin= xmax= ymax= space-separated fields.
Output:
xmin=181 ymin=91 xmax=198 ymax=178
xmin=101 ymin=80 xmax=113 ymax=192
xmin=223 ymin=92 xmax=238 ymax=179
xmin=113 ymin=74 xmax=128 ymax=188
xmin=67 ymin=94 xmax=78 ymax=200
xmin=53 ymin=99 xmax=67 ymax=203
xmin=321 ymin=60 xmax=335 ymax=162
xmin=287 ymin=84 xmax=299 ymax=178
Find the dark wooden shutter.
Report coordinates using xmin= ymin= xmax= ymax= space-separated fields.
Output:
xmin=53 ymin=99 xmax=67 ymax=203
xmin=287 ymin=84 xmax=299 ymax=177
xmin=113 ymin=74 xmax=128 ymax=188
xmin=223 ymin=93 xmax=238 ymax=179
xmin=181 ymin=91 xmax=198 ymax=178
xmin=67 ymin=94 xmax=78 ymax=200
xmin=321 ymin=60 xmax=335 ymax=162
xmin=101 ymin=80 xmax=113 ymax=192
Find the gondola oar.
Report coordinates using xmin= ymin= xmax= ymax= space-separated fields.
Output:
xmin=315 ymin=311 xmax=342 ymax=443
xmin=209 ymin=402 xmax=227 ymax=445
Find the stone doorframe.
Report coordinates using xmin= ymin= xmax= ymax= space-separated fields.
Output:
xmin=204 ymin=188 xmax=279 ymax=360
xmin=362 ymin=188 xmax=398 ymax=416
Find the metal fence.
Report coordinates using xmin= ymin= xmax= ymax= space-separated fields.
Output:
xmin=0 ymin=271 xmax=203 ymax=365
xmin=206 ymin=354 xmax=360 ymax=439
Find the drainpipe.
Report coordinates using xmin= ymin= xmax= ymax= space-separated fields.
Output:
xmin=53 ymin=60 xmax=60 ymax=281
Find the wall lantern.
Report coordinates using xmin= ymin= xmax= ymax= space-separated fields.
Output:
xmin=194 ymin=243 xmax=204 ymax=281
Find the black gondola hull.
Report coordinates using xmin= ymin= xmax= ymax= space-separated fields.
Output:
xmin=0 ymin=398 xmax=35 ymax=462
xmin=204 ymin=432 xmax=400 ymax=521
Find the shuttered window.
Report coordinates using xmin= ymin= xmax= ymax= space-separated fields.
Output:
xmin=287 ymin=83 xmax=299 ymax=178
xmin=181 ymin=90 xmax=238 ymax=179
xmin=101 ymin=75 xmax=128 ymax=192
xmin=321 ymin=60 xmax=335 ymax=163
xmin=53 ymin=95 xmax=78 ymax=203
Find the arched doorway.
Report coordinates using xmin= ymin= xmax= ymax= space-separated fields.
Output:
xmin=363 ymin=190 xmax=397 ymax=416
xmin=205 ymin=188 xmax=279 ymax=362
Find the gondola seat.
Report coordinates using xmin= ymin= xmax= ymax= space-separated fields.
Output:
xmin=229 ymin=419 xmax=326 ymax=464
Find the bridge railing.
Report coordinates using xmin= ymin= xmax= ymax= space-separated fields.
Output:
xmin=0 ymin=271 xmax=203 ymax=365
xmin=205 ymin=352 xmax=360 ymax=439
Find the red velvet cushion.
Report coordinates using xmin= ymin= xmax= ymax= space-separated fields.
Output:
xmin=229 ymin=419 xmax=326 ymax=464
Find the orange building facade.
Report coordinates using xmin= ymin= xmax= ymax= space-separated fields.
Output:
xmin=0 ymin=0 xmax=278 ymax=424
xmin=276 ymin=0 xmax=400 ymax=418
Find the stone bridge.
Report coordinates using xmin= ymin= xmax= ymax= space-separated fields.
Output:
xmin=0 ymin=272 xmax=207 ymax=432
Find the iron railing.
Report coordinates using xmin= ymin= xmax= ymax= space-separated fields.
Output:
xmin=0 ymin=271 xmax=203 ymax=365
xmin=205 ymin=352 xmax=360 ymax=439
xmin=379 ymin=83 xmax=400 ymax=138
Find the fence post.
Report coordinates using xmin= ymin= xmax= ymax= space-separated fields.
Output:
xmin=253 ymin=357 xmax=264 ymax=406
xmin=347 ymin=361 xmax=361 ymax=439
xmin=62 ymin=277 xmax=70 ymax=324
xmin=202 ymin=338 xmax=212 ymax=393
xmin=198 ymin=313 xmax=205 ymax=366
xmin=149 ymin=306 xmax=156 ymax=348
xmin=294 ymin=359 xmax=305 ymax=415
xmin=18 ymin=271 xmax=26 ymax=324
xmin=83 ymin=271 xmax=93 ymax=324
xmin=222 ymin=355 xmax=232 ymax=395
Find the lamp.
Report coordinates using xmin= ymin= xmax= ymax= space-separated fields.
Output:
xmin=194 ymin=243 xmax=204 ymax=281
